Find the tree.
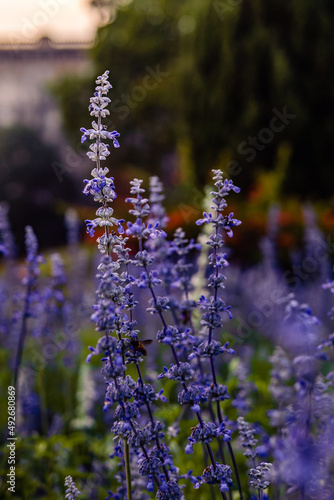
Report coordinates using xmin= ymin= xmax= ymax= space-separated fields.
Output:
xmin=54 ymin=0 xmax=334 ymax=199
xmin=0 ymin=127 xmax=77 ymax=252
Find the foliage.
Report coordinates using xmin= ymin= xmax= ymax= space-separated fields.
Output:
xmin=53 ymin=0 xmax=334 ymax=199
xmin=0 ymin=127 xmax=78 ymax=253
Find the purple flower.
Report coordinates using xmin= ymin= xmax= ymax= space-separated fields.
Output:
xmin=156 ymin=480 xmax=182 ymax=499
xmin=80 ymin=122 xmax=120 ymax=147
xmin=158 ymin=362 xmax=194 ymax=381
xmin=0 ymin=203 xmax=15 ymax=258
xmin=237 ymin=417 xmax=258 ymax=459
xmin=64 ymin=476 xmax=81 ymax=499
xmin=194 ymin=463 xmax=233 ymax=492
xmin=138 ymin=454 xmax=163 ymax=475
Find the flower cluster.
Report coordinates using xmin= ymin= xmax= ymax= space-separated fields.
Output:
xmin=64 ymin=476 xmax=81 ymax=499
xmin=237 ymin=416 xmax=258 ymax=459
xmin=5 ymin=64 xmax=334 ymax=499
xmin=194 ymin=463 xmax=233 ymax=493
xmin=122 ymin=164 xmax=245 ymax=498
xmin=249 ymin=462 xmax=272 ymax=492
xmin=185 ymin=421 xmax=232 ymax=454
xmin=82 ymin=71 xmax=124 ymax=253
xmin=81 ymin=70 xmax=334 ymax=500
xmin=0 ymin=203 xmax=15 ymax=258
xmin=8 ymin=69 xmax=334 ymax=500
xmin=81 ymin=71 xmax=183 ymax=499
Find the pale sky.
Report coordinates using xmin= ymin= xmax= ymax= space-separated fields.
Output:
xmin=0 ymin=0 xmax=101 ymax=44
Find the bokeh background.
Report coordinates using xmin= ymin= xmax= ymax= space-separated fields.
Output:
xmin=1 ymin=0 xmax=334 ymax=262
xmin=2 ymin=1 xmax=334 ymax=499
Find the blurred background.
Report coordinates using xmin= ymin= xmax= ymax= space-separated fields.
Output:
xmin=1 ymin=0 xmax=334 ymax=264
xmin=2 ymin=3 xmax=334 ymax=499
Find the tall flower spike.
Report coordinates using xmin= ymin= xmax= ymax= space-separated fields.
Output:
xmin=194 ymin=169 xmax=243 ymax=499
xmin=82 ymin=73 xmax=180 ymax=499
xmin=64 ymin=476 xmax=81 ymax=499
xmin=237 ymin=417 xmax=258 ymax=460
xmin=0 ymin=203 xmax=15 ymax=258
xmin=82 ymin=71 xmax=123 ymax=252
xmin=13 ymin=226 xmax=44 ymax=397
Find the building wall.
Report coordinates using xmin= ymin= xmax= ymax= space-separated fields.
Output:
xmin=0 ymin=37 xmax=92 ymax=145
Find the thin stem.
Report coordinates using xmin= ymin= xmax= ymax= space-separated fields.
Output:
xmin=124 ymin=256 xmax=170 ymax=486
xmin=205 ymin=220 xmax=244 ymax=500
xmin=135 ymin=208 xmax=229 ymax=497
xmin=13 ymin=281 xmax=32 ymax=401
xmin=144 ymin=273 xmax=227 ymax=495
xmin=173 ymin=279 xmax=231 ymax=487
xmin=201 ymin=442 xmax=217 ymax=500
xmin=167 ymin=226 xmax=235 ymax=500
xmin=129 ymin=420 xmax=160 ymax=488
xmin=119 ymin=332 xmax=133 ymax=500
xmin=135 ymin=362 xmax=170 ymax=482
xmin=208 ymin=401 xmax=227 ymax=465
xmin=185 ymin=277 xmax=230 ymax=498
xmin=104 ymin=325 xmax=132 ymax=500
xmin=37 ymin=368 xmax=48 ymax=436
xmin=227 ymin=442 xmax=243 ymax=499
xmin=96 ymin=97 xmax=101 ymax=172
xmin=171 ymin=283 xmax=230 ymax=478
xmin=217 ymin=394 xmax=243 ymax=498
xmin=273 ymin=486 xmax=280 ymax=500
xmin=124 ymin=440 xmax=133 ymax=500
xmin=105 ymin=228 xmax=134 ymax=500
xmin=209 ymin=354 xmax=243 ymax=499
xmin=207 ymin=223 xmax=219 ymax=345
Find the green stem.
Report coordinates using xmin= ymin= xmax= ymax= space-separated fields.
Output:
xmin=13 ymin=282 xmax=32 ymax=401
xmin=124 ymin=439 xmax=132 ymax=500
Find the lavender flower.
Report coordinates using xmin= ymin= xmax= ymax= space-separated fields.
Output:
xmin=237 ymin=417 xmax=258 ymax=460
xmin=193 ymin=170 xmax=244 ymax=498
xmin=147 ymin=176 xmax=169 ymax=230
xmin=259 ymin=203 xmax=280 ymax=272
xmin=82 ymin=72 xmax=183 ymax=500
xmin=186 ymin=421 xmax=232 ymax=454
xmin=64 ymin=476 xmax=81 ymax=499
xmin=194 ymin=463 xmax=233 ymax=493
xmin=266 ymin=296 xmax=328 ymax=497
xmin=13 ymin=226 xmax=44 ymax=394
xmin=23 ymin=226 xmax=44 ymax=287
xmin=126 ymin=178 xmax=166 ymax=241
xmin=82 ymin=71 xmax=123 ymax=253
xmin=124 ymin=170 xmax=239 ymax=499
xmin=231 ymin=359 xmax=255 ymax=416
xmin=0 ymin=203 xmax=15 ymax=258
xmin=249 ymin=462 xmax=272 ymax=492
xmin=65 ymin=208 xmax=80 ymax=247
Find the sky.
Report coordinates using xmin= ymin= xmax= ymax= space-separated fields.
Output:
xmin=0 ymin=0 xmax=100 ymax=44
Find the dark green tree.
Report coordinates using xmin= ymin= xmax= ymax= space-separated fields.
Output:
xmin=0 ymin=127 xmax=77 ymax=252
xmin=54 ymin=0 xmax=334 ymax=199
